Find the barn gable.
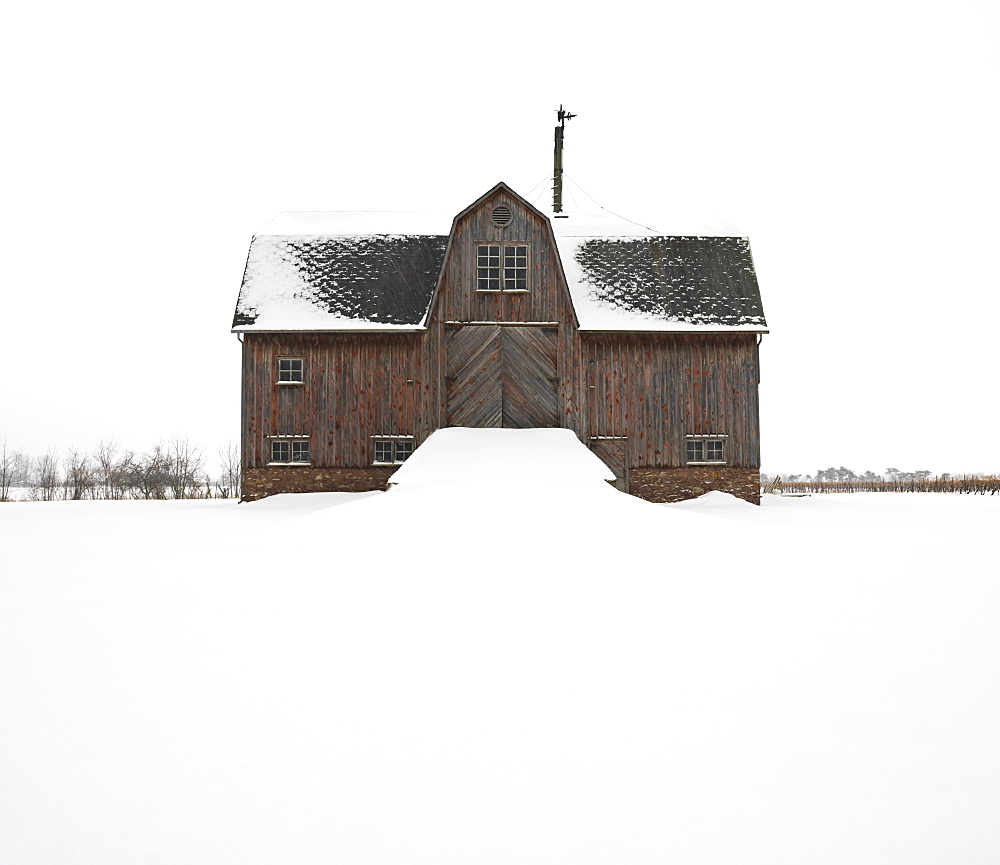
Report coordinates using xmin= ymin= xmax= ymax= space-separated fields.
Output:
xmin=426 ymin=182 xmax=577 ymax=327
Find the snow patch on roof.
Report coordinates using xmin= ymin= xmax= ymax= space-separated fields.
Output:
xmin=234 ymin=234 xmax=444 ymax=332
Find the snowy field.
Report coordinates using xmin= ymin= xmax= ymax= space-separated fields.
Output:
xmin=2 ymin=429 xmax=998 ymax=864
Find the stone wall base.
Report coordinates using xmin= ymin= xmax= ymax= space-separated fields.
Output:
xmin=242 ymin=466 xmax=396 ymax=501
xmin=629 ymin=467 xmax=760 ymax=505
xmin=243 ymin=465 xmax=760 ymax=506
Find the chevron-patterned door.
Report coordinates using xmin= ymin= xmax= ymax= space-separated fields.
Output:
xmin=446 ymin=326 xmax=503 ymax=427
xmin=445 ymin=326 xmax=558 ymax=428
xmin=500 ymin=327 xmax=558 ymax=428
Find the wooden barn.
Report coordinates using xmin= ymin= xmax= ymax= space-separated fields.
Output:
xmin=232 ymin=182 xmax=768 ymax=503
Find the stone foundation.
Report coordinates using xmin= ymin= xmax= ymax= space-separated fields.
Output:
xmin=629 ymin=467 xmax=760 ymax=505
xmin=242 ymin=466 xmax=397 ymax=501
xmin=243 ymin=464 xmax=760 ymax=506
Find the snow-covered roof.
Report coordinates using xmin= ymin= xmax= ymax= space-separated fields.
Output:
xmin=542 ymin=209 xmax=765 ymax=331
xmin=234 ymin=232 xmax=447 ymax=331
xmin=555 ymin=233 xmax=766 ymax=332
xmin=232 ymin=197 xmax=767 ymax=333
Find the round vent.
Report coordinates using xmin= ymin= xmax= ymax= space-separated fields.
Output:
xmin=491 ymin=205 xmax=513 ymax=227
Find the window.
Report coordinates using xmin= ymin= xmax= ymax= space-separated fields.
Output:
xmin=268 ymin=437 xmax=310 ymax=464
xmin=685 ymin=436 xmax=726 ymax=465
xmin=277 ymin=358 xmax=304 ymax=384
xmin=476 ymin=244 xmax=528 ymax=291
xmin=373 ymin=437 xmax=414 ymax=465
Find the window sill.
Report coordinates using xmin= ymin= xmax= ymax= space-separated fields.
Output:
xmin=475 ymin=289 xmax=530 ymax=294
xmin=276 ymin=381 xmax=304 ymax=386
xmin=267 ymin=461 xmax=311 ymax=466
xmin=686 ymin=461 xmax=728 ymax=466
xmin=372 ymin=461 xmax=407 ymax=466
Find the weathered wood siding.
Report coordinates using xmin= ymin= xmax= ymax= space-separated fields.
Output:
xmin=582 ymin=332 xmax=760 ymax=468
xmin=241 ymin=332 xmax=435 ymax=469
xmin=242 ymin=330 xmax=760 ymax=470
xmin=430 ymin=188 xmax=575 ymax=326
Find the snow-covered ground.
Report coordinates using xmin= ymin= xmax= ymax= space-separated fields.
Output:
xmin=2 ymin=429 xmax=998 ymax=864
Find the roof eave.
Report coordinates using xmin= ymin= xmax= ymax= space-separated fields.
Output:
xmin=578 ymin=327 xmax=770 ymax=335
xmin=231 ymin=326 xmax=428 ymax=334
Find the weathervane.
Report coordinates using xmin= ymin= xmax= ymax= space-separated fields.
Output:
xmin=553 ymin=105 xmax=576 ymax=216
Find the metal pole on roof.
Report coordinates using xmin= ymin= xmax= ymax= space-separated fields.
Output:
xmin=553 ymin=105 xmax=576 ymax=216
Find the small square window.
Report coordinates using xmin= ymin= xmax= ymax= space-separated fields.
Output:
xmin=686 ymin=440 xmax=704 ymax=463
xmin=277 ymin=358 xmax=304 ymax=384
xmin=374 ymin=440 xmax=394 ymax=463
xmin=685 ymin=437 xmax=726 ymax=465
xmin=373 ymin=438 xmax=415 ymax=464
xmin=477 ymin=243 xmax=528 ymax=291
xmin=269 ymin=437 xmax=310 ymax=464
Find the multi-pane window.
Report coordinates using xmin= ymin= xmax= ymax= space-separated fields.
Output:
xmin=373 ymin=438 xmax=414 ymax=464
xmin=502 ymin=245 xmax=527 ymax=290
xmin=477 ymin=245 xmax=500 ymax=290
xmin=269 ymin=438 xmax=310 ymax=464
xmin=685 ymin=438 xmax=726 ymax=464
xmin=277 ymin=358 xmax=304 ymax=384
xmin=476 ymin=244 xmax=528 ymax=291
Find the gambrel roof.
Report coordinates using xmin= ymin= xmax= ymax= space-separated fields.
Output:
xmin=232 ymin=187 xmax=767 ymax=333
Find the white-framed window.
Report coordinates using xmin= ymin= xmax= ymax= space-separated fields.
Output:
xmin=685 ymin=435 xmax=727 ymax=465
xmin=476 ymin=243 xmax=529 ymax=291
xmin=268 ymin=436 xmax=311 ymax=464
xmin=372 ymin=437 xmax=414 ymax=465
xmin=277 ymin=357 xmax=304 ymax=385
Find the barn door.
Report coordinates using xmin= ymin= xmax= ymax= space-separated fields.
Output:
xmin=500 ymin=326 xmax=558 ymax=428
xmin=445 ymin=326 xmax=558 ymax=428
xmin=446 ymin=326 xmax=503 ymax=427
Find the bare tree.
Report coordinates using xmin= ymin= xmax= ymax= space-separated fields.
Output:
xmin=4 ymin=438 xmax=241 ymax=501
xmin=63 ymin=448 xmax=95 ymax=500
xmin=131 ymin=444 xmax=171 ymax=499
xmin=216 ymin=441 xmax=241 ymax=499
xmin=94 ymin=439 xmax=131 ymax=500
xmin=167 ymin=436 xmax=205 ymax=499
xmin=1 ymin=440 xmax=28 ymax=502
xmin=32 ymin=451 xmax=62 ymax=501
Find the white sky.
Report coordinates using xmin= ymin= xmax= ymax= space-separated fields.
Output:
xmin=3 ymin=0 xmax=997 ymax=476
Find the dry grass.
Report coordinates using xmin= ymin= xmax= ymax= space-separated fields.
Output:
xmin=770 ymin=475 xmax=1000 ymax=495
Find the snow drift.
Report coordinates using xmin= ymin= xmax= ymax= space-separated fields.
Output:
xmin=3 ymin=433 xmax=999 ymax=865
